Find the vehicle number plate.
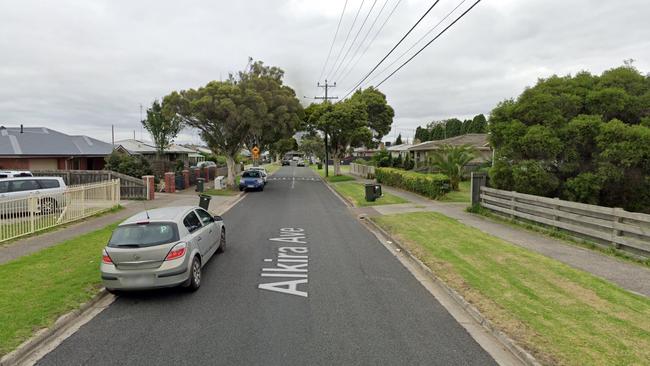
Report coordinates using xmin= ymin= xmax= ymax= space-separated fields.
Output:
xmin=122 ymin=275 xmax=153 ymax=286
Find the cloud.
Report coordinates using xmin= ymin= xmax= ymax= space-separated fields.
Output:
xmin=1 ymin=0 xmax=649 ymax=143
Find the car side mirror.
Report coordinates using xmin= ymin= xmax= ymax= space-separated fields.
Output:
xmin=213 ymin=215 xmax=223 ymax=221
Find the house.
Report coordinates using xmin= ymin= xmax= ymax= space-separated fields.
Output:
xmin=113 ymin=139 xmax=196 ymax=163
xmin=408 ymin=133 xmax=492 ymax=168
xmin=386 ymin=143 xmax=414 ymax=159
xmin=0 ymin=125 xmax=112 ymax=170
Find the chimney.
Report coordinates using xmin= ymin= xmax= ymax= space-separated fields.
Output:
xmin=20 ymin=124 xmax=23 ymax=133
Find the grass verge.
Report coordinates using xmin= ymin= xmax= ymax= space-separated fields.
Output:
xmin=372 ymin=211 xmax=650 ymax=366
xmin=311 ymin=164 xmax=355 ymax=182
xmin=439 ymin=180 xmax=470 ymax=203
xmin=330 ymin=182 xmax=408 ymax=207
xmin=0 ymin=223 xmax=117 ymax=356
xmin=204 ymin=188 xmax=239 ymax=196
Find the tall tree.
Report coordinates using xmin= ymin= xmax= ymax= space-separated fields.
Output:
xmin=414 ymin=126 xmax=429 ymax=142
xmin=299 ymin=134 xmax=325 ymax=162
xmin=164 ymin=80 xmax=266 ymax=187
xmin=349 ymin=87 xmax=395 ymax=144
xmin=395 ymin=133 xmax=403 ymax=145
xmin=141 ymin=100 xmax=182 ymax=159
xmin=270 ymin=137 xmax=298 ymax=161
xmin=444 ymin=118 xmax=463 ymax=138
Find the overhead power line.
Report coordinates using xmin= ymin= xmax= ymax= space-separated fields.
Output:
xmin=375 ymin=0 xmax=483 ymax=88
xmin=330 ymin=0 xmax=379 ymax=81
xmin=326 ymin=0 xmax=366 ymax=80
xmin=334 ymin=0 xmax=391 ymax=84
xmin=368 ymin=0 xmax=468 ymax=85
xmin=337 ymin=0 xmax=404 ymax=85
xmin=318 ymin=0 xmax=349 ymax=83
xmin=341 ymin=0 xmax=442 ymax=100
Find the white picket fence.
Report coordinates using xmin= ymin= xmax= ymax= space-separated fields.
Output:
xmin=0 ymin=179 xmax=120 ymax=243
xmin=350 ymin=163 xmax=376 ymax=179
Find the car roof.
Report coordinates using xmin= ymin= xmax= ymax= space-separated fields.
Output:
xmin=0 ymin=176 xmax=62 ymax=181
xmin=120 ymin=206 xmax=202 ymax=225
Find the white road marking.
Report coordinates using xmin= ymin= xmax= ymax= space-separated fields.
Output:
xmin=259 ymin=228 xmax=309 ymax=297
xmin=264 ymin=258 xmax=273 ymax=262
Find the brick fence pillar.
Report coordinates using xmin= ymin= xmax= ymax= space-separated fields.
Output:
xmin=193 ymin=167 xmax=201 ymax=179
xmin=142 ymin=175 xmax=155 ymax=200
xmin=182 ymin=170 xmax=190 ymax=190
xmin=204 ymin=167 xmax=211 ymax=181
xmin=164 ymin=172 xmax=176 ymax=193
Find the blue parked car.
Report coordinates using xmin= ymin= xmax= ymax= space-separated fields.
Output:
xmin=239 ymin=170 xmax=265 ymax=191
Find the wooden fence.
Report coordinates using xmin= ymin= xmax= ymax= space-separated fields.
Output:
xmin=32 ymin=170 xmax=146 ymax=199
xmin=0 ymin=179 xmax=120 ymax=243
xmin=479 ymin=186 xmax=650 ymax=258
xmin=350 ymin=163 xmax=375 ymax=179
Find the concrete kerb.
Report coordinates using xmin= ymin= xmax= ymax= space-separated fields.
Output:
xmin=320 ymin=177 xmax=541 ymax=366
xmin=0 ymin=290 xmax=114 ymax=366
xmin=362 ymin=217 xmax=541 ymax=366
xmin=0 ymin=190 xmax=247 ymax=366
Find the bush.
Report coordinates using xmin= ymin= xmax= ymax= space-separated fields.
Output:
xmin=563 ymin=172 xmax=602 ymax=204
xmin=393 ymin=155 xmax=403 ymax=168
xmin=353 ymin=158 xmax=369 ymax=165
xmin=105 ymin=151 xmax=153 ymax=178
xmin=403 ymin=154 xmax=415 ymax=170
xmin=376 ymin=167 xmax=450 ymax=199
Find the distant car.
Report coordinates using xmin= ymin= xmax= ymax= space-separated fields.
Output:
xmin=0 ymin=170 xmax=32 ymax=178
xmin=101 ymin=206 xmax=226 ymax=292
xmin=297 ymin=160 xmax=306 ymax=167
xmin=0 ymin=176 xmax=66 ymax=214
xmin=196 ymin=161 xmax=217 ymax=169
xmin=248 ymin=166 xmax=268 ymax=183
xmin=281 ymin=159 xmax=291 ymax=166
xmin=239 ymin=170 xmax=265 ymax=191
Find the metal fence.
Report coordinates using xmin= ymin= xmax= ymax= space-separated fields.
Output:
xmin=32 ymin=170 xmax=146 ymax=199
xmin=479 ymin=185 xmax=650 ymax=258
xmin=0 ymin=179 xmax=120 ymax=243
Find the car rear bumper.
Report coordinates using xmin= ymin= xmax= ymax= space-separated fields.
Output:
xmin=100 ymin=257 xmax=190 ymax=290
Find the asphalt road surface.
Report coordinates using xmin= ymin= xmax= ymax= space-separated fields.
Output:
xmin=37 ymin=166 xmax=497 ymax=366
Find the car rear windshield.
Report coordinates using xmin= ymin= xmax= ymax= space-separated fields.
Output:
xmin=242 ymin=171 xmax=260 ymax=178
xmin=108 ymin=222 xmax=179 ymax=247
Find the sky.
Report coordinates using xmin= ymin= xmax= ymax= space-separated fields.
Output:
xmin=1 ymin=0 xmax=649 ymax=144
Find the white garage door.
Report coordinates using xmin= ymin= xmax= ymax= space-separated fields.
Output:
xmin=29 ymin=159 xmax=58 ymax=170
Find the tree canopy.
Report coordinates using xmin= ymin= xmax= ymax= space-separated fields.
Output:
xmin=141 ymin=100 xmax=182 ymax=158
xmin=164 ymin=59 xmax=302 ymax=186
xmin=489 ymin=64 xmax=650 ymax=212
xmin=415 ymin=114 xmax=487 ymax=142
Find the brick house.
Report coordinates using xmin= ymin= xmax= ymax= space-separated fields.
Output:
xmin=0 ymin=126 xmax=113 ymax=170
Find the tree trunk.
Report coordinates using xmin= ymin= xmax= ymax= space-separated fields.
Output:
xmin=333 ymin=149 xmax=341 ymax=175
xmin=226 ymin=155 xmax=236 ymax=188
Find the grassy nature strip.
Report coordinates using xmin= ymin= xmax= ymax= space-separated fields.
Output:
xmin=375 ymin=168 xmax=450 ymax=199
xmin=330 ymin=182 xmax=408 ymax=207
xmin=373 ymin=212 xmax=650 ymax=366
xmin=0 ymin=223 xmax=117 ymax=356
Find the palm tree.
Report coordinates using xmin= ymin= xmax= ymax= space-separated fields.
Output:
xmin=428 ymin=144 xmax=477 ymax=190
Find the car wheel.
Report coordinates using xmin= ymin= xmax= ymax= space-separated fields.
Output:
xmin=217 ymin=227 xmax=226 ymax=253
xmin=105 ymin=288 xmax=120 ymax=296
xmin=239 ymin=187 xmax=244 ymax=191
xmin=40 ymin=198 xmax=57 ymax=215
xmin=187 ymin=256 xmax=202 ymax=291
xmin=259 ymin=185 xmax=264 ymax=192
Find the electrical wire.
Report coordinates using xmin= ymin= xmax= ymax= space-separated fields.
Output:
xmin=326 ymin=0 xmax=366 ymax=80
xmin=318 ymin=0 xmax=349 ymax=83
xmin=341 ymin=0 xmax=442 ymax=99
xmin=375 ymin=0 xmax=483 ymax=88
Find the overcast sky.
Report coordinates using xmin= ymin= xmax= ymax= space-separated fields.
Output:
xmin=1 ymin=0 xmax=649 ymax=144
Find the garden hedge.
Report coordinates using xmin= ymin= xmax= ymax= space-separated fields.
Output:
xmin=375 ymin=168 xmax=450 ymax=199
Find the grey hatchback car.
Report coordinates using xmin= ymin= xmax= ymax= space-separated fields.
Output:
xmin=101 ymin=206 xmax=226 ymax=292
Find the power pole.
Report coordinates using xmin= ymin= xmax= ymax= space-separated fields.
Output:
xmin=314 ymin=80 xmax=337 ymax=177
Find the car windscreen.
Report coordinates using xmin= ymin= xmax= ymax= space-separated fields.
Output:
xmin=242 ymin=171 xmax=260 ymax=178
xmin=108 ymin=222 xmax=179 ymax=247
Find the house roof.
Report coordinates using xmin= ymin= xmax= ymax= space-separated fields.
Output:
xmin=0 ymin=126 xmax=113 ymax=156
xmin=114 ymin=139 xmax=195 ymax=154
xmin=386 ymin=143 xmax=413 ymax=152
xmin=408 ymin=133 xmax=490 ymax=151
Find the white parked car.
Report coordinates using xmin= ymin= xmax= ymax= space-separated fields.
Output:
xmin=248 ymin=166 xmax=268 ymax=183
xmin=196 ymin=161 xmax=217 ymax=169
xmin=0 ymin=170 xmax=32 ymax=178
xmin=0 ymin=176 xmax=67 ymax=214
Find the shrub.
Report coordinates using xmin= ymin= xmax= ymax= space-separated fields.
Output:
xmin=393 ymin=155 xmax=403 ymax=168
xmin=403 ymin=154 xmax=415 ymax=170
xmin=376 ymin=167 xmax=450 ymax=199
xmin=105 ymin=151 xmax=153 ymax=178
xmin=353 ymin=158 xmax=369 ymax=165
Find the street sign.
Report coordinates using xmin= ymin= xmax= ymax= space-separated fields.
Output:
xmin=252 ymin=146 xmax=260 ymax=159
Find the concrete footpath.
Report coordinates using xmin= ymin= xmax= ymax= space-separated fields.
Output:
xmin=0 ymin=189 xmax=241 ymax=265
xmin=351 ymin=176 xmax=650 ymax=297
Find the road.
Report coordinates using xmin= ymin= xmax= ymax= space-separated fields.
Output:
xmin=37 ymin=166 xmax=497 ymax=366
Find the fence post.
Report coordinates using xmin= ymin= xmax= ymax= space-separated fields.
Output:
xmin=81 ymin=188 xmax=86 ymax=216
xmin=612 ymin=208 xmax=623 ymax=249
xmin=553 ymin=197 xmax=560 ymax=222
xmin=470 ymin=172 xmax=487 ymax=207
xmin=29 ymin=196 xmax=35 ymax=234
xmin=142 ymin=175 xmax=155 ymax=200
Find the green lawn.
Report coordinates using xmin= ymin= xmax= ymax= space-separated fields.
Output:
xmin=331 ymin=182 xmax=408 ymax=207
xmin=204 ymin=188 xmax=239 ymax=196
xmin=372 ymin=212 xmax=650 ymax=366
xmin=0 ymin=223 xmax=118 ymax=356
xmin=439 ymin=180 xmax=470 ymax=203
xmin=311 ymin=164 xmax=355 ymax=182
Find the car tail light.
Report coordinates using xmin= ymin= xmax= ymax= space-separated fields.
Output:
xmin=102 ymin=249 xmax=113 ymax=264
xmin=165 ymin=242 xmax=187 ymax=261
